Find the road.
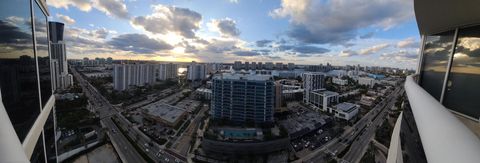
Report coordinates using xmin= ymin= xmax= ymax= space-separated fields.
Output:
xmin=71 ymin=68 xmax=147 ymax=163
xmin=340 ymin=88 xmax=402 ymax=163
xmin=299 ymin=86 xmax=403 ymax=163
xmin=72 ymin=68 xmax=187 ymax=163
xmin=171 ymin=104 xmax=209 ymax=156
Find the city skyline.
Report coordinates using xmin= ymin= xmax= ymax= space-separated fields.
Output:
xmin=48 ymin=0 xmax=420 ymax=69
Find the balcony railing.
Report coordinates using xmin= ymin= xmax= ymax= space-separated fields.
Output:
xmin=388 ymin=75 xmax=480 ymax=163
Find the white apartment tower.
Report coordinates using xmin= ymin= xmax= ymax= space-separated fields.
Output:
xmin=302 ymin=72 xmax=326 ymax=103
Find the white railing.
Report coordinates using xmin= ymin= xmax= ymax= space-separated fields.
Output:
xmin=386 ymin=112 xmax=403 ymax=163
xmin=404 ymin=75 xmax=480 ymax=163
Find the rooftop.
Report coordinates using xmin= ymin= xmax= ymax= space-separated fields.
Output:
xmin=312 ymin=89 xmax=339 ymax=96
xmin=335 ymin=102 xmax=358 ymax=113
xmin=142 ymin=103 xmax=186 ymax=124
xmin=214 ymin=73 xmax=272 ymax=81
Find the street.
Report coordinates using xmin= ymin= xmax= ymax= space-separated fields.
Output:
xmin=298 ymin=86 xmax=403 ymax=163
xmin=71 ymin=67 xmax=187 ymax=163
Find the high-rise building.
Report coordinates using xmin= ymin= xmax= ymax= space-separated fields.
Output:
xmin=113 ymin=64 xmax=156 ymax=91
xmin=0 ymin=0 xmax=57 ymax=162
xmin=257 ymin=62 xmax=263 ymax=69
xmin=49 ymin=22 xmax=73 ymax=91
xmin=265 ymin=62 xmax=274 ymax=70
xmin=250 ymin=62 xmax=257 ymax=70
xmin=155 ymin=63 xmax=178 ymax=81
xmin=187 ymin=61 xmax=207 ymax=81
xmin=288 ymin=63 xmax=295 ymax=70
xmin=107 ymin=57 xmax=113 ymax=64
xmin=302 ymin=72 xmax=326 ymax=103
xmin=276 ymin=62 xmax=284 ymax=70
xmin=211 ymin=73 xmax=274 ymax=124
xmin=244 ymin=62 xmax=250 ymax=70
xmin=233 ymin=61 xmax=242 ymax=70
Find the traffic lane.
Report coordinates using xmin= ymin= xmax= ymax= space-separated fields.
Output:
xmin=342 ymin=92 xmax=399 ymax=162
xmin=104 ymin=119 xmax=147 ymax=163
xmin=302 ymin=88 xmax=401 ymax=162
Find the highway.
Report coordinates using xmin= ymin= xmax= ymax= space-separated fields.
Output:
xmin=340 ymin=88 xmax=403 ymax=163
xmin=72 ymin=67 xmax=188 ymax=163
xmin=71 ymin=68 xmax=147 ymax=163
xmin=299 ymin=86 xmax=403 ymax=163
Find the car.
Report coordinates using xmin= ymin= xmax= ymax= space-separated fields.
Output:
xmin=165 ymin=158 xmax=170 ymax=162
xmin=175 ymin=158 xmax=181 ymax=163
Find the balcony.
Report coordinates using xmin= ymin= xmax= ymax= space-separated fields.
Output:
xmin=387 ymin=75 xmax=480 ymax=163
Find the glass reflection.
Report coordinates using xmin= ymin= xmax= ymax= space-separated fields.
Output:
xmin=44 ymin=109 xmax=57 ymax=163
xmin=419 ymin=31 xmax=455 ymax=100
xmin=444 ymin=26 xmax=480 ymax=119
xmin=34 ymin=1 xmax=52 ymax=107
xmin=0 ymin=0 xmax=41 ymax=141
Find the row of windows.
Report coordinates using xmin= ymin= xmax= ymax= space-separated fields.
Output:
xmin=420 ymin=25 xmax=480 ymax=120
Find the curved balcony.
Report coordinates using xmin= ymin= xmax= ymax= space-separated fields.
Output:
xmin=388 ymin=75 xmax=480 ymax=163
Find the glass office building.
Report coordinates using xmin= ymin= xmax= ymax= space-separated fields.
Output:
xmin=0 ymin=0 xmax=57 ymax=162
xmin=211 ymin=73 xmax=274 ymax=124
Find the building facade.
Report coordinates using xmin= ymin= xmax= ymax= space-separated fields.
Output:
xmin=302 ymin=72 xmax=326 ymax=103
xmin=155 ymin=63 xmax=178 ymax=81
xmin=113 ymin=64 xmax=156 ymax=91
xmin=211 ymin=73 xmax=274 ymax=124
xmin=187 ymin=61 xmax=207 ymax=81
xmin=306 ymin=89 xmax=339 ymax=112
xmin=49 ymin=22 xmax=73 ymax=91
xmin=0 ymin=0 xmax=57 ymax=162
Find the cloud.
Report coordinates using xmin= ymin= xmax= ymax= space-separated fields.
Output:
xmin=339 ymin=50 xmax=358 ymax=57
xmin=358 ymin=43 xmax=390 ymax=55
xmin=339 ymin=43 xmax=390 ymax=57
xmin=232 ymin=50 xmax=261 ymax=56
xmin=48 ymin=0 xmax=129 ymax=19
xmin=107 ymin=33 xmax=173 ymax=54
xmin=93 ymin=0 xmax=129 ymax=19
xmin=209 ymin=18 xmax=240 ymax=37
xmin=380 ymin=50 xmax=418 ymax=61
xmin=131 ymin=4 xmax=202 ymax=38
xmin=397 ymin=37 xmax=418 ymax=48
xmin=359 ymin=32 xmax=375 ymax=39
xmin=256 ymin=40 xmax=273 ymax=47
xmin=48 ymin=0 xmax=92 ymax=11
xmin=56 ymin=14 xmax=76 ymax=25
xmin=270 ymin=0 xmax=414 ymax=44
xmin=228 ymin=0 xmax=239 ymax=3
xmin=277 ymin=45 xmax=330 ymax=54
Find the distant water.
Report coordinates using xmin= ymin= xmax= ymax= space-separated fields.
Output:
xmin=178 ymin=68 xmax=187 ymax=75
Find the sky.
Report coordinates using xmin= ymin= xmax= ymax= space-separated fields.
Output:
xmin=48 ymin=0 xmax=421 ymax=69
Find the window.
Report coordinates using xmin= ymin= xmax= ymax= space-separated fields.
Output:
xmin=443 ymin=26 xmax=480 ymax=119
xmin=33 ymin=1 xmax=52 ymax=107
xmin=30 ymin=133 xmax=46 ymax=163
xmin=419 ymin=31 xmax=455 ymax=100
xmin=0 ymin=0 xmax=41 ymax=141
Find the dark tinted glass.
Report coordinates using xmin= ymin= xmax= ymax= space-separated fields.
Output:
xmin=30 ymin=133 xmax=46 ymax=163
xmin=44 ymin=109 xmax=57 ymax=163
xmin=34 ymin=1 xmax=52 ymax=107
xmin=419 ymin=31 xmax=455 ymax=100
xmin=0 ymin=0 xmax=41 ymax=141
xmin=443 ymin=26 xmax=480 ymax=119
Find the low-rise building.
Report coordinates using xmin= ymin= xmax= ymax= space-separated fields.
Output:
xmin=358 ymin=77 xmax=378 ymax=88
xmin=333 ymin=102 xmax=359 ymax=121
xmin=306 ymin=89 xmax=339 ymax=112
xmin=194 ymin=88 xmax=212 ymax=100
xmin=359 ymin=95 xmax=377 ymax=107
xmin=142 ymin=103 xmax=187 ymax=127
xmin=332 ymin=77 xmax=348 ymax=86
